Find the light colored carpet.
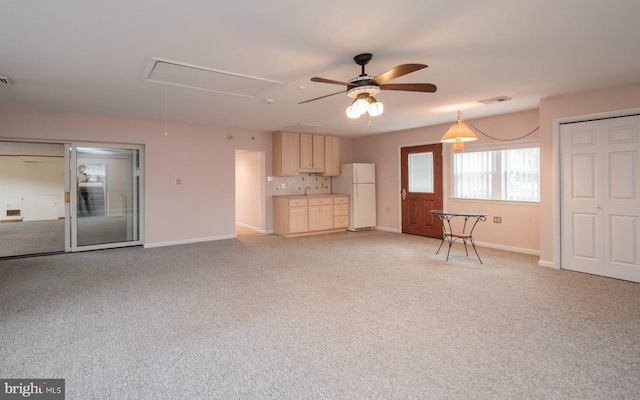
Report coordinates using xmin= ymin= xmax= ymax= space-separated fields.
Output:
xmin=0 ymin=220 xmax=65 ymax=257
xmin=1 ymin=230 xmax=639 ymax=399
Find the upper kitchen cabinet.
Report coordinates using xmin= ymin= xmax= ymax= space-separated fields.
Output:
xmin=272 ymin=131 xmax=340 ymax=176
xmin=300 ymin=133 xmax=324 ymax=173
xmin=323 ymin=135 xmax=340 ymax=176
xmin=273 ymin=131 xmax=300 ymax=176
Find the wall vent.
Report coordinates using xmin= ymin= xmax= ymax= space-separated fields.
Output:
xmin=0 ymin=75 xmax=12 ymax=85
xmin=6 ymin=210 xmax=21 ymax=217
xmin=479 ymin=96 xmax=512 ymax=104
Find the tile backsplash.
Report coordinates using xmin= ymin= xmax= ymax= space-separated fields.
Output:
xmin=272 ymin=173 xmax=332 ymax=196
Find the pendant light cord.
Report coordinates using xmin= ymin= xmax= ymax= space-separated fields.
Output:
xmin=462 ymin=112 xmax=539 ymax=141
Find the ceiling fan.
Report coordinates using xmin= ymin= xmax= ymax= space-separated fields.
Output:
xmin=299 ymin=53 xmax=437 ymax=118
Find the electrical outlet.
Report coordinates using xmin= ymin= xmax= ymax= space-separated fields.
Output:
xmin=281 ymin=183 xmax=286 ymax=189
xmin=175 ymin=178 xmax=182 ymax=185
xmin=493 ymin=216 xmax=502 ymax=223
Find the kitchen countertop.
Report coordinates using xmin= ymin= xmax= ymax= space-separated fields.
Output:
xmin=273 ymin=194 xmax=348 ymax=199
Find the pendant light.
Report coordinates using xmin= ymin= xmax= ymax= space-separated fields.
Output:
xmin=440 ymin=109 xmax=477 ymax=151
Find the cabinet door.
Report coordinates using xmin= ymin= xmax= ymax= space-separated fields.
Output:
xmin=300 ymin=134 xmax=324 ymax=172
xmin=289 ymin=206 xmax=308 ymax=234
xmin=299 ymin=133 xmax=313 ymax=170
xmin=281 ymin=132 xmax=300 ymax=175
xmin=312 ymin=135 xmax=325 ymax=170
xmin=273 ymin=131 xmax=299 ymax=176
xmin=308 ymin=205 xmax=333 ymax=231
xmin=324 ymin=136 xmax=341 ymax=176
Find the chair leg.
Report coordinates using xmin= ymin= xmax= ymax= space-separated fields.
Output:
xmin=469 ymin=238 xmax=483 ymax=264
xmin=436 ymin=238 xmax=445 ymax=255
xmin=462 ymin=239 xmax=469 ymax=256
xmin=446 ymin=239 xmax=454 ymax=261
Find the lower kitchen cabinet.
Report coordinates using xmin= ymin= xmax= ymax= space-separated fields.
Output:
xmin=273 ymin=195 xmax=349 ymax=237
xmin=308 ymin=197 xmax=333 ymax=231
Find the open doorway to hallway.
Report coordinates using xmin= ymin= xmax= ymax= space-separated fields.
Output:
xmin=235 ymin=149 xmax=265 ymax=236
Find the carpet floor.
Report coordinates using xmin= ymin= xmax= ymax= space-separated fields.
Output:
xmin=1 ymin=230 xmax=639 ymax=399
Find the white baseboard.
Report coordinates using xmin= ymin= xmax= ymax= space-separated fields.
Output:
xmin=375 ymin=226 xmax=400 ymax=233
xmin=144 ymin=234 xmax=236 ymax=249
xmin=461 ymin=240 xmax=540 ymax=256
xmin=538 ymin=260 xmax=558 ymax=269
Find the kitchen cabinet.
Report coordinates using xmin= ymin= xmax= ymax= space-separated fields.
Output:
xmin=273 ymin=195 xmax=349 ymax=237
xmin=289 ymin=205 xmax=308 ymax=234
xmin=272 ymin=131 xmax=340 ymax=176
xmin=273 ymin=131 xmax=299 ymax=176
xmin=273 ymin=197 xmax=308 ymax=235
xmin=333 ymin=196 xmax=349 ymax=228
xmin=324 ymin=135 xmax=341 ymax=176
xmin=300 ymin=134 xmax=324 ymax=172
xmin=308 ymin=197 xmax=333 ymax=231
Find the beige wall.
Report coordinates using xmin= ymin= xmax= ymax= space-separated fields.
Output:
xmin=538 ymin=82 xmax=640 ymax=267
xmin=353 ymin=109 xmax=541 ymax=254
xmin=3 ymin=81 xmax=638 ymax=256
xmin=0 ymin=105 xmax=273 ymax=246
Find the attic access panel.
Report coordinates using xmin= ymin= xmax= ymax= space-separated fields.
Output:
xmin=143 ymin=58 xmax=282 ymax=98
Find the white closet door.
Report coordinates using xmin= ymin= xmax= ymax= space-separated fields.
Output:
xmin=561 ymin=121 xmax=604 ymax=276
xmin=602 ymin=116 xmax=640 ymax=281
xmin=561 ymin=115 xmax=640 ymax=282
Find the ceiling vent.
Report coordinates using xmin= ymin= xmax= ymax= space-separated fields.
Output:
xmin=0 ymin=75 xmax=12 ymax=85
xmin=479 ymin=96 xmax=512 ymax=104
xmin=143 ymin=58 xmax=282 ymax=98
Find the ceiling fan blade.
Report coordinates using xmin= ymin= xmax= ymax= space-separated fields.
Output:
xmin=298 ymin=90 xmax=346 ymax=104
xmin=311 ymin=77 xmax=356 ymax=87
xmin=371 ymin=64 xmax=428 ymax=85
xmin=380 ymin=83 xmax=437 ymax=93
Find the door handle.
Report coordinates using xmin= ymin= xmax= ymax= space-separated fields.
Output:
xmin=401 ymin=188 xmax=407 ymax=201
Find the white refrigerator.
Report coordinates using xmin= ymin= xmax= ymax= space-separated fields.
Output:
xmin=332 ymin=163 xmax=376 ymax=231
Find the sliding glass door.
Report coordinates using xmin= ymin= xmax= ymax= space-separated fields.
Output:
xmin=68 ymin=144 xmax=143 ymax=251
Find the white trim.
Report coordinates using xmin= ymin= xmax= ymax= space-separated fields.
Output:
xmin=376 ymin=225 xmax=400 ymax=233
xmin=473 ymin=241 xmax=539 ymax=256
xmin=538 ymin=260 xmax=558 ymax=269
xmin=144 ymin=234 xmax=236 ymax=248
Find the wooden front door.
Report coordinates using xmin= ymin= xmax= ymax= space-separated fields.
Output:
xmin=401 ymin=143 xmax=443 ymax=238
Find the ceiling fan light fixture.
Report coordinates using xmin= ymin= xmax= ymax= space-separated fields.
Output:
xmin=367 ymin=97 xmax=384 ymax=117
xmin=347 ymin=84 xmax=380 ymax=98
xmin=353 ymin=94 xmax=370 ymax=115
xmin=346 ymin=101 xmax=360 ymax=118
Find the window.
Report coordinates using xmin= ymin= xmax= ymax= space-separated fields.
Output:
xmin=408 ymin=152 xmax=434 ymax=193
xmin=452 ymin=146 xmax=539 ymax=202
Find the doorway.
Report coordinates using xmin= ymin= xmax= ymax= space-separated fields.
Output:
xmin=0 ymin=141 xmax=66 ymax=257
xmin=235 ymin=150 xmax=264 ymax=235
xmin=400 ymin=143 xmax=443 ymax=238
xmin=0 ymin=141 xmax=143 ymax=257
xmin=560 ymin=114 xmax=640 ymax=282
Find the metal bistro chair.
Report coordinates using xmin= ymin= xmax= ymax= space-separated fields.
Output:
xmin=432 ymin=211 xmax=487 ymax=264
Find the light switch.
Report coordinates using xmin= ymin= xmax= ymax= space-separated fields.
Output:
xmin=175 ymin=178 xmax=182 ymax=185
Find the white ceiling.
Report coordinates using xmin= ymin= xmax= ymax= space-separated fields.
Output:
xmin=1 ymin=1 xmax=639 ymax=138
